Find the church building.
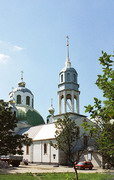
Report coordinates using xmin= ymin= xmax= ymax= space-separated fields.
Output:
xmin=8 ymin=38 xmax=102 ymax=167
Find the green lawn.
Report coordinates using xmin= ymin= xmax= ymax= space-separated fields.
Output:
xmin=0 ymin=173 xmax=114 ymax=180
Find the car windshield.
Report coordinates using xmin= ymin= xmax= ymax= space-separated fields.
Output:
xmin=77 ymin=162 xmax=84 ymax=165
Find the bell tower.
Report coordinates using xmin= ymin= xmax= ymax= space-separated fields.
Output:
xmin=58 ymin=37 xmax=80 ymax=114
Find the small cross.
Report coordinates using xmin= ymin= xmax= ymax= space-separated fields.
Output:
xmin=66 ymin=36 xmax=69 ymax=46
xmin=51 ymin=98 xmax=53 ymax=107
xmin=21 ymin=70 xmax=24 ymax=81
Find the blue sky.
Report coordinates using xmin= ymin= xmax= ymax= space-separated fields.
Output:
xmin=0 ymin=0 xmax=114 ymax=121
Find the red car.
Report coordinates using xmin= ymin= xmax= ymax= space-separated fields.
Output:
xmin=75 ymin=161 xmax=93 ymax=170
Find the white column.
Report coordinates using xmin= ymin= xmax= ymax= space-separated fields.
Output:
xmin=64 ymin=92 xmax=66 ymax=113
xmin=76 ymin=95 xmax=80 ymax=114
xmin=41 ymin=141 xmax=42 ymax=163
xmin=49 ymin=142 xmax=51 ymax=164
xmin=58 ymin=95 xmax=61 ymax=114
xmin=71 ymin=91 xmax=74 ymax=112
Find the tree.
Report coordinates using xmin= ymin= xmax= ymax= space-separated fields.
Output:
xmin=84 ymin=51 xmax=114 ymax=168
xmin=0 ymin=100 xmax=32 ymax=156
xmin=52 ymin=113 xmax=80 ymax=180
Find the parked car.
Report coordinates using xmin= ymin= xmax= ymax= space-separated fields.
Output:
xmin=0 ymin=155 xmax=23 ymax=167
xmin=74 ymin=161 xmax=93 ymax=170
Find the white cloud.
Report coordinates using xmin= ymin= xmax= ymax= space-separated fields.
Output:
xmin=0 ymin=40 xmax=24 ymax=52
xmin=11 ymin=45 xmax=24 ymax=52
xmin=0 ymin=54 xmax=11 ymax=64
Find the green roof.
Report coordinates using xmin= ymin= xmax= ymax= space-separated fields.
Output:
xmin=17 ymin=109 xmax=45 ymax=126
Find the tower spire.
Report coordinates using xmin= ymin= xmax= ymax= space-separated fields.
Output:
xmin=66 ymin=36 xmax=69 ymax=59
xmin=65 ymin=36 xmax=71 ymax=68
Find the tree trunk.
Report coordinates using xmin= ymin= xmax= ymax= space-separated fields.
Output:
xmin=73 ymin=163 xmax=78 ymax=180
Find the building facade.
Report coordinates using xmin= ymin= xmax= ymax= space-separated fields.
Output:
xmin=9 ymin=38 xmax=102 ymax=167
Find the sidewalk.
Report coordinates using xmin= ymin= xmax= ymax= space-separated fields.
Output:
xmin=0 ymin=164 xmax=114 ymax=174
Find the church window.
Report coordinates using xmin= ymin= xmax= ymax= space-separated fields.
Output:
xmin=26 ymin=96 xmax=30 ymax=105
xmin=44 ymin=143 xmax=47 ymax=154
xmin=17 ymin=95 xmax=21 ymax=104
xmin=83 ymin=136 xmax=88 ymax=146
xmin=67 ymin=73 xmax=70 ymax=81
xmin=14 ymin=111 xmax=16 ymax=116
xmin=74 ymin=74 xmax=76 ymax=82
xmin=61 ymin=74 xmax=63 ymax=82
xmin=32 ymin=98 xmax=34 ymax=108
xmin=26 ymin=145 xmax=29 ymax=155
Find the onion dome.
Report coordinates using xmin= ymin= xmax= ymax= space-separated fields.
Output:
xmin=48 ymin=99 xmax=55 ymax=115
xmin=48 ymin=105 xmax=55 ymax=115
xmin=9 ymin=71 xmax=45 ymax=126
xmin=16 ymin=107 xmax=45 ymax=126
xmin=18 ymin=81 xmax=26 ymax=88
xmin=9 ymin=72 xmax=34 ymax=108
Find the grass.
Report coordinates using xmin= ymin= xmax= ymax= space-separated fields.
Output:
xmin=0 ymin=173 xmax=114 ymax=180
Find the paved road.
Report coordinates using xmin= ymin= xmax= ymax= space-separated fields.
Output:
xmin=0 ymin=164 xmax=114 ymax=174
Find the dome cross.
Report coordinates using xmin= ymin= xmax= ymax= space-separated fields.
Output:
xmin=21 ymin=70 xmax=24 ymax=81
xmin=65 ymin=36 xmax=71 ymax=68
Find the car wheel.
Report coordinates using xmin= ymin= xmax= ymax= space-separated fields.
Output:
xmin=89 ymin=168 xmax=92 ymax=170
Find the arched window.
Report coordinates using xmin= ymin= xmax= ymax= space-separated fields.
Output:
xmin=74 ymin=74 xmax=76 ymax=82
xmin=84 ymin=136 xmax=88 ymax=146
xmin=67 ymin=73 xmax=70 ymax=81
xmin=26 ymin=145 xmax=29 ymax=155
xmin=14 ymin=111 xmax=16 ymax=116
xmin=61 ymin=74 xmax=63 ymax=82
xmin=17 ymin=95 xmax=21 ymax=104
xmin=26 ymin=96 xmax=30 ymax=105
xmin=32 ymin=98 xmax=34 ymax=108
xmin=44 ymin=143 xmax=47 ymax=154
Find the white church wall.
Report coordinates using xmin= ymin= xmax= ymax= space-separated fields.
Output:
xmin=53 ymin=113 xmax=87 ymax=136
xmin=50 ymin=140 xmax=59 ymax=164
xmin=42 ymin=140 xmax=59 ymax=164
xmin=12 ymin=91 xmax=33 ymax=108
xmin=22 ymin=145 xmax=31 ymax=162
xmin=71 ymin=117 xmax=85 ymax=135
xmin=33 ymin=141 xmax=42 ymax=162
xmin=22 ymin=139 xmax=59 ymax=164
xmin=42 ymin=140 xmax=50 ymax=163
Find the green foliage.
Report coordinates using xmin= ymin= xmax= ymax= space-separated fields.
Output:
xmin=53 ymin=113 xmax=80 ymax=163
xmin=84 ymin=51 xmax=114 ymax=167
xmin=96 ymin=51 xmax=114 ymax=118
xmin=0 ymin=100 xmax=32 ymax=156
